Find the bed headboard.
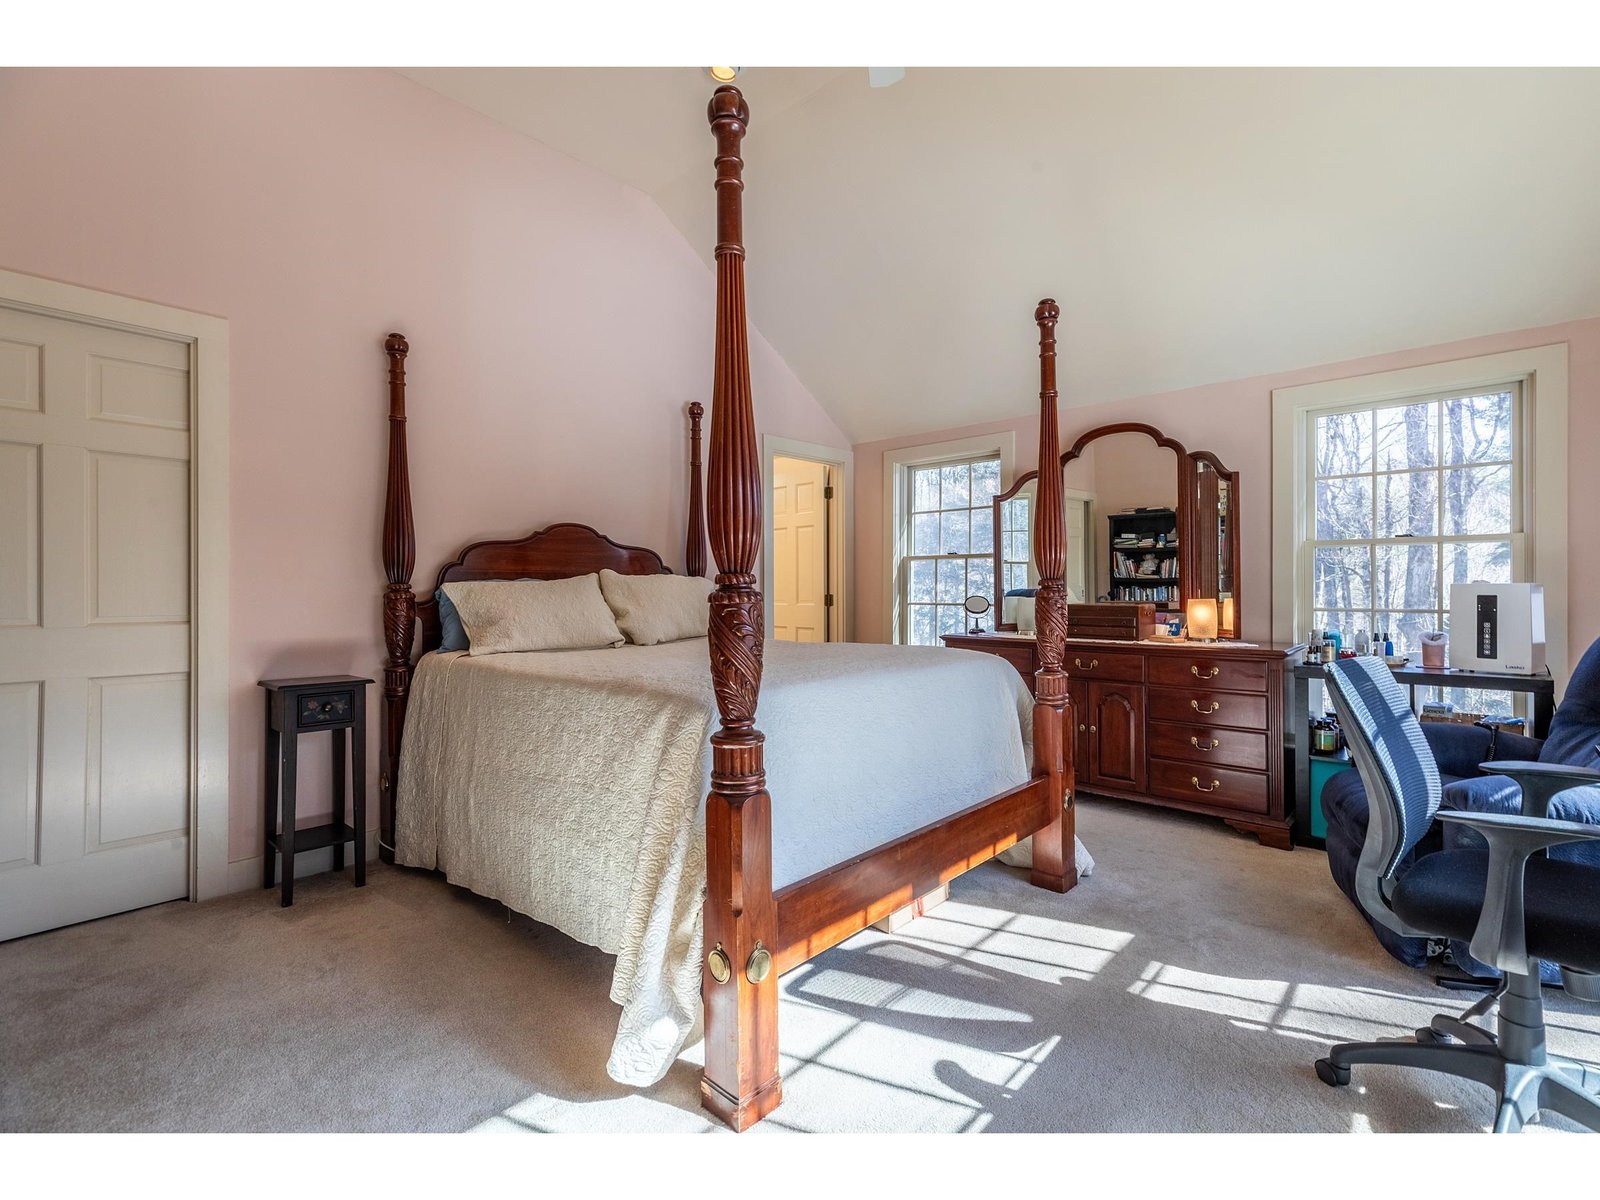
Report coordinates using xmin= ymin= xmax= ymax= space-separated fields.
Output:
xmin=413 ymin=523 xmax=671 ymax=656
xmin=377 ymin=333 xmax=709 ymax=859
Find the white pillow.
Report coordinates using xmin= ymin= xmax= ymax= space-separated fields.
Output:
xmin=443 ymin=575 xmax=624 ymax=655
xmin=598 ymin=569 xmax=713 ymax=645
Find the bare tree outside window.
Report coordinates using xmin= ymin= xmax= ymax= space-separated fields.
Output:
xmin=1310 ymin=387 xmax=1519 ymax=715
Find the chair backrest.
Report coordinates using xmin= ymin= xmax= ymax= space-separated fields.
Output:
xmin=1541 ymin=634 xmax=1600 ymax=766
xmin=1324 ymin=657 xmax=1442 ymax=933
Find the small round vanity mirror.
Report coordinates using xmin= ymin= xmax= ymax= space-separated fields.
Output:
xmin=964 ymin=594 xmax=992 ymax=634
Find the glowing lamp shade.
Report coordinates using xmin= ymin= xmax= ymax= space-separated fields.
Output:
xmin=1186 ymin=598 xmax=1220 ymax=642
xmin=1220 ymin=596 xmax=1235 ymax=637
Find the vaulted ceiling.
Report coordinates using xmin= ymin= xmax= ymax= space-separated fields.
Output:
xmin=401 ymin=67 xmax=1600 ymax=443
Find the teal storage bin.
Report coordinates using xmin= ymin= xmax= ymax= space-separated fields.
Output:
xmin=1309 ymin=751 xmax=1354 ymax=841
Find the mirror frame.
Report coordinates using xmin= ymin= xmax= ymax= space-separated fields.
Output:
xmin=993 ymin=422 xmax=1243 ymax=637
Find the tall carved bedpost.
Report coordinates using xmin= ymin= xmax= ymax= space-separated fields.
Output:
xmin=686 ymin=401 xmax=707 ymax=577
xmin=1028 ymin=300 xmax=1079 ymax=893
xmin=379 ymin=332 xmax=416 ymax=865
xmin=700 ymin=85 xmax=782 ymax=1131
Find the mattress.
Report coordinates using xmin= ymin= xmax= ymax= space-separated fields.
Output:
xmin=395 ymin=637 xmax=1091 ymax=1086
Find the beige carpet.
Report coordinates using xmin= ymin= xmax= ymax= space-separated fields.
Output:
xmin=3 ymin=798 xmax=1597 ymax=1134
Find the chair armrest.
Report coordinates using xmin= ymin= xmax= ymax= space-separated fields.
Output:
xmin=1479 ymin=760 xmax=1600 ymax=819
xmin=1433 ymin=809 xmax=1600 ymax=973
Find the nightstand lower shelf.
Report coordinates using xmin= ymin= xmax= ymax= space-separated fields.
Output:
xmin=266 ymin=822 xmax=359 ymax=855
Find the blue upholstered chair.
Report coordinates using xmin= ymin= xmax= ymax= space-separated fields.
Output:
xmin=1314 ymin=656 xmax=1600 ymax=1133
xmin=1323 ymin=635 xmax=1600 ymax=975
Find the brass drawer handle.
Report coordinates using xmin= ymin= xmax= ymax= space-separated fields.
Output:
xmin=1089 ymin=725 xmax=1097 ymax=733
xmin=1192 ymin=776 xmax=1221 ymax=793
xmin=1075 ymin=657 xmax=1098 ymax=670
xmin=1191 ymin=699 xmax=1220 ymax=715
xmin=1190 ymin=735 xmax=1219 ymax=751
xmin=1191 ymin=665 xmax=1220 ymax=679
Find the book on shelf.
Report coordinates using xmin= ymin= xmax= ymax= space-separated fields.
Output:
xmin=1111 ymin=550 xmax=1179 ymax=579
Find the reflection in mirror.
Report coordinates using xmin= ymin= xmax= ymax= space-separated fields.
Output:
xmin=1090 ymin=433 xmax=1179 ymax=608
xmin=1000 ymin=484 xmax=1034 ymax=594
xmin=1194 ymin=460 xmax=1238 ymax=637
xmin=991 ymin=473 xmax=1092 ymax=629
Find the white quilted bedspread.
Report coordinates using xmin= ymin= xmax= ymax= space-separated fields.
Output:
xmin=395 ymin=638 xmax=1092 ymax=1086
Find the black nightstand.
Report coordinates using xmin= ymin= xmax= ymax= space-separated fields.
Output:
xmin=259 ymin=674 xmax=373 ymax=906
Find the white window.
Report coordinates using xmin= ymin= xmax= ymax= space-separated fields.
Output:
xmin=902 ymin=455 xmax=1000 ymax=645
xmin=1273 ymin=343 xmax=1570 ymax=705
xmin=1307 ymin=386 xmax=1520 ymax=658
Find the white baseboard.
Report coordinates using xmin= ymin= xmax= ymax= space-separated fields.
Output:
xmin=224 ymin=830 xmax=381 ymax=895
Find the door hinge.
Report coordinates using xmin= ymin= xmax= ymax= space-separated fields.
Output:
xmin=825 ymin=594 xmax=835 ymax=607
xmin=824 ymin=485 xmax=835 ymax=500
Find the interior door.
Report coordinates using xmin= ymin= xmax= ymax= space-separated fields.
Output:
xmin=1086 ymin=680 xmax=1146 ymax=792
xmin=0 ymin=305 xmax=193 ymax=941
xmin=1066 ymin=496 xmax=1089 ymax=603
xmin=772 ymin=456 xmax=829 ymax=642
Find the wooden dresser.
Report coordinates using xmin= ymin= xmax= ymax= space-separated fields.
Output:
xmin=941 ymin=633 xmax=1301 ymax=849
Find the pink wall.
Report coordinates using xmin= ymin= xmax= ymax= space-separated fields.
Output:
xmin=855 ymin=318 xmax=1600 ymax=672
xmin=0 ymin=68 xmax=847 ymax=865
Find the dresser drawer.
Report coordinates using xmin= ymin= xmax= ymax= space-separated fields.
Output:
xmin=296 ymin=690 xmax=356 ymax=729
xmin=1147 ymin=688 xmax=1267 ymax=730
xmin=1065 ymin=651 xmax=1144 ymax=683
xmin=1148 ymin=721 xmax=1269 ymax=772
xmin=1148 ymin=758 xmax=1270 ymax=815
xmin=1148 ymin=655 xmax=1267 ymax=693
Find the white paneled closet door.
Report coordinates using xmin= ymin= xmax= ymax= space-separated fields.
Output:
xmin=0 ymin=307 xmax=193 ymax=940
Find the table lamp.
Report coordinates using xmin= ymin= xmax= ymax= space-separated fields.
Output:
xmin=1186 ymin=597 xmax=1219 ymax=643
xmin=1220 ymin=596 xmax=1235 ymax=639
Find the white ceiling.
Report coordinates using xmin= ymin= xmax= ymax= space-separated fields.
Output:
xmin=402 ymin=67 xmax=1600 ymax=443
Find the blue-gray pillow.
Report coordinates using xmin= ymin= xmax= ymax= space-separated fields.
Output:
xmin=436 ymin=587 xmax=469 ymax=652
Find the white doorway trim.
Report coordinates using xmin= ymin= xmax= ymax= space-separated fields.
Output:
xmin=0 ymin=268 xmax=230 ymax=903
xmin=762 ymin=436 xmax=852 ymax=642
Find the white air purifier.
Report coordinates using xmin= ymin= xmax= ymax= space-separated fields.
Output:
xmin=1448 ymin=582 xmax=1545 ymax=675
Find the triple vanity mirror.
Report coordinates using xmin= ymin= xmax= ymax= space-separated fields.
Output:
xmin=992 ymin=422 xmax=1242 ymax=638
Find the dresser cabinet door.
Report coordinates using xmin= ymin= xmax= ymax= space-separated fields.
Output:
xmin=1086 ymin=680 xmax=1146 ymax=792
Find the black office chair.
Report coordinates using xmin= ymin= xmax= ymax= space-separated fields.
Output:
xmin=1315 ymin=656 xmax=1600 ymax=1132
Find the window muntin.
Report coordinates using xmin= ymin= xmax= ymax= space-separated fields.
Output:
xmin=903 ymin=457 xmax=1000 ymax=645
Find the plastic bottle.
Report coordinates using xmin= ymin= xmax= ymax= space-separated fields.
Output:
xmin=1383 ymin=631 xmax=1394 ymax=657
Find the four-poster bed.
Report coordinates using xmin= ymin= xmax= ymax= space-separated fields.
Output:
xmin=374 ymin=84 xmax=1078 ymax=1132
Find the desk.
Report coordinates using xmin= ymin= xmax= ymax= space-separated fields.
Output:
xmin=1289 ymin=661 xmax=1556 ymax=846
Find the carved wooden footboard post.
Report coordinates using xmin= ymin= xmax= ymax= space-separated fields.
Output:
xmin=379 ymin=332 xmax=416 ymax=864
xmin=700 ymin=85 xmax=783 ymax=1130
xmin=1028 ymin=300 xmax=1079 ymax=893
xmin=686 ymin=401 xmax=707 ymax=577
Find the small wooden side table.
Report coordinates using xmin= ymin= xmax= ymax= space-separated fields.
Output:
xmin=259 ymin=674 xmax=373 ymax=906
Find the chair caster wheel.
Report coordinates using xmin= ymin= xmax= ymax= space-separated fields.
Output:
xmin=1315 ymin=1058 xmax=1351 ymax=1087
xmin=1415 ymin=1026 xmax=1446 ymax=1044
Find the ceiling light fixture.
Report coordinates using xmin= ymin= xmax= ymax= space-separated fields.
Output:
xmin=706 ymin=67 xmax=741 ymax=84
